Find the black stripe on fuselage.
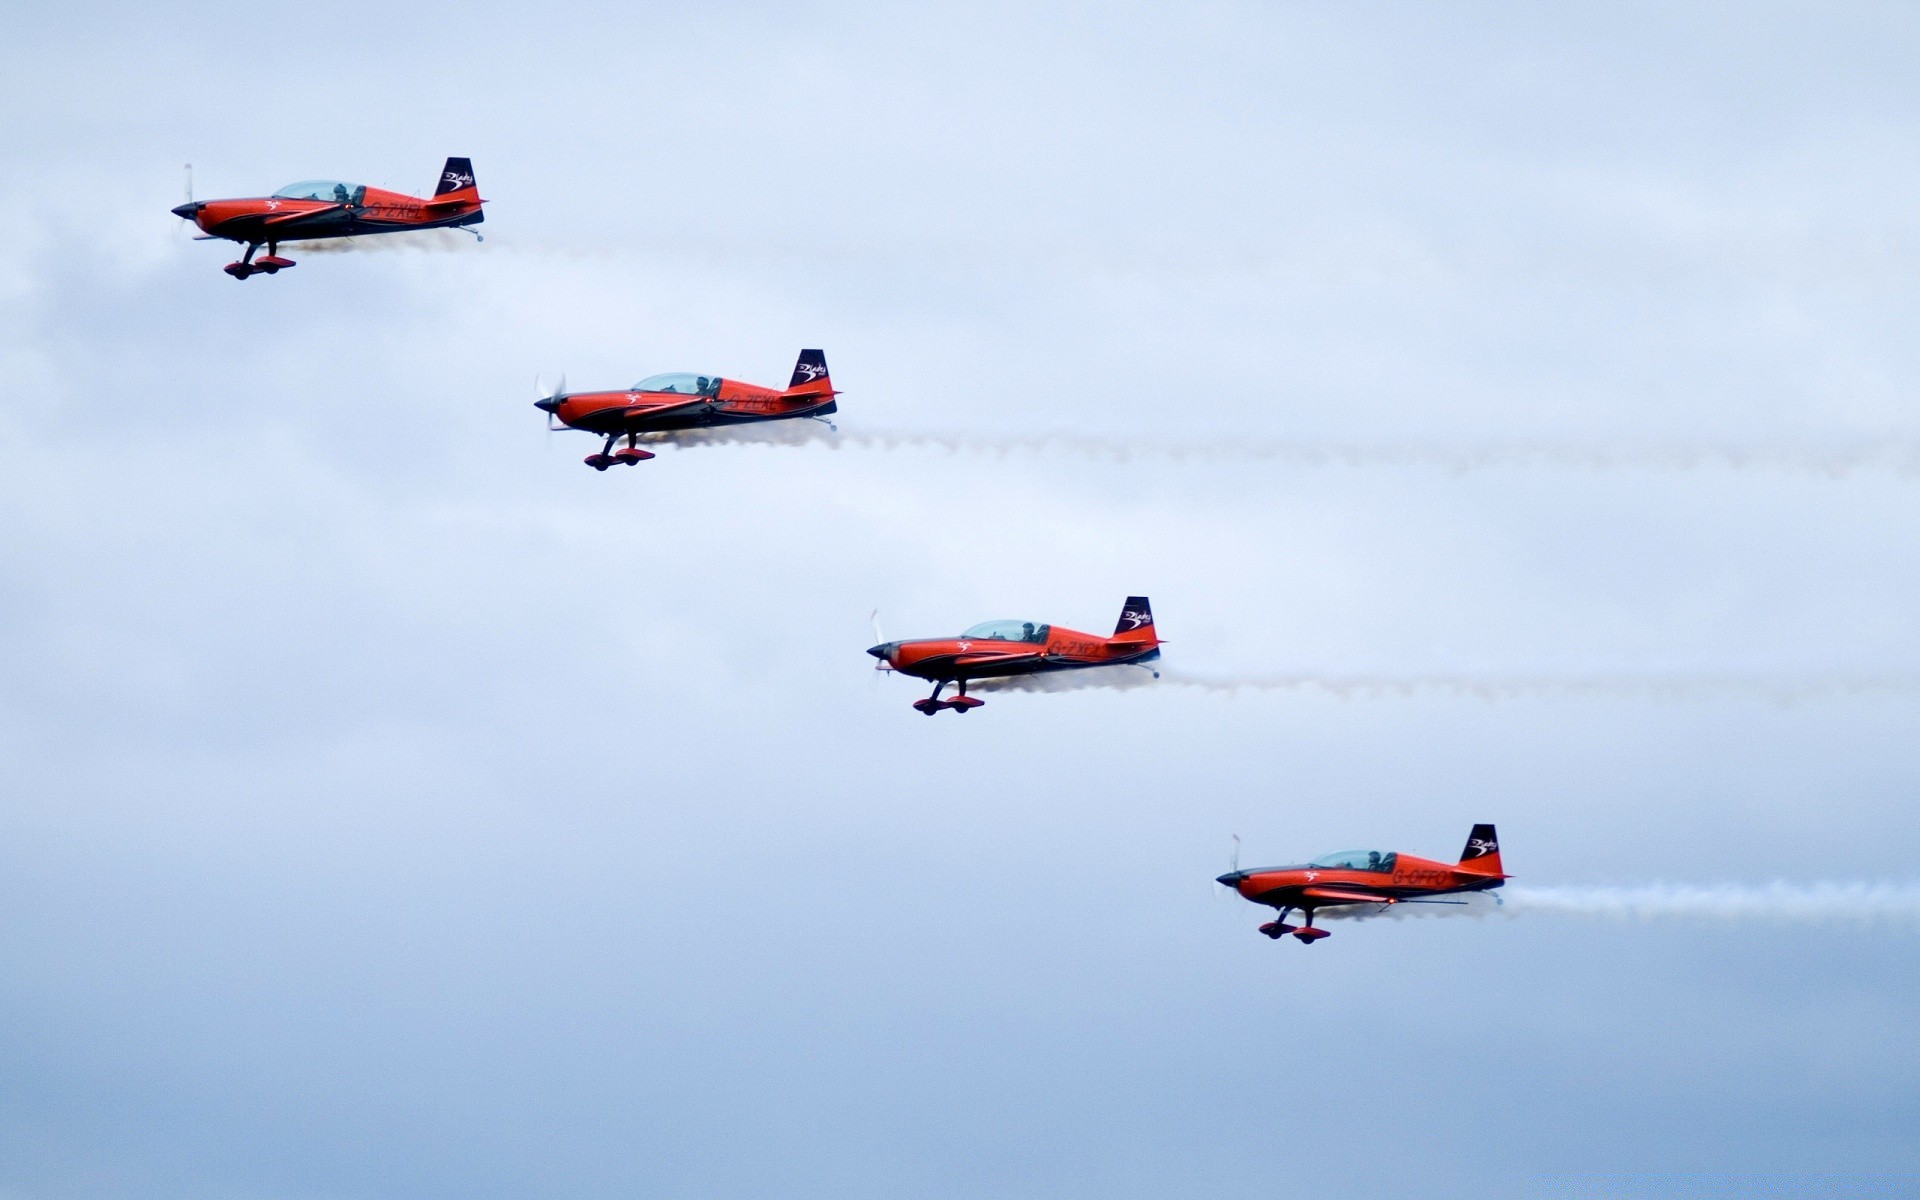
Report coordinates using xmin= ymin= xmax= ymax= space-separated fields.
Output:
xmin=571 ymin=399 xmax=837 ymax=436
xmin=901 ymin=644 xmax=1158 ymax=684
xmin=1247 ymin=877 xmax=1505 ymax=908
xmin=207 ymin=207 xmax=483 ymax=244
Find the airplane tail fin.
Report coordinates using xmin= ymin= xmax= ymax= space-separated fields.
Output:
xmin=1111 ymin=596 xmax=1157 ymax=643
xmin=785 ymin=349 xmax=834 ymax=398
xmin=1457 ymin=824 xmax=1505 ymax=878
xmin=433 ymin=157 xmax=478 ymax=198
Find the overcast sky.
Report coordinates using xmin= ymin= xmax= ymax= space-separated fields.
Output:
xmin=2 ymin=3 xmax=1918 ymax=1197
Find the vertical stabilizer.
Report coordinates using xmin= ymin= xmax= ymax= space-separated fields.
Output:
xmin=434 ymin=157 xmax=477 ymax=197
xmin=787 ymin=349 xmax=833 ymax=396
xmin=1112 ymin=596 xmax=1156 ymax=641
xmin=1457 ymin=824 xmax=1504 ymax=877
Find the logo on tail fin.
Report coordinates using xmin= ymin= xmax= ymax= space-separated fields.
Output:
xmin=789 ymin=349 xmax=829 ymax=387
xmin=1115 ymin=596 xmax=1154 ymax=634
xmin=1461 ymin=824 xmax=1499 ymax=860
xmin=435 ymin=157 xmax=476 ymax=195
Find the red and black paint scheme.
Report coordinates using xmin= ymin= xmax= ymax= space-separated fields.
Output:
xmin=1217 ymin=825 xmax=1507 ymax=944
xmin=868 ymin=597 xmax=1161 ymax=715
xmin=535 ymin=350 xmax=840 ymax=470
xmin=171 ymin=157 xmax=484 ymax=279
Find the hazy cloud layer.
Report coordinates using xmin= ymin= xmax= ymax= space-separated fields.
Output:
xmin=3 ymin=3 xmax=1919 ymax=1197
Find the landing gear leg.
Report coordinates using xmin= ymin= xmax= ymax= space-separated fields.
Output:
xmin=1293 ymin=907 xmax=1330 ymax=943
xmin=585 ymin=434 xmax=617 ymax=471
xmin=611 ymin=432 xmax=656 ymax=466
xmin=912 ymin=682 xmax=949 ymax=716
xmin=946 ymin=678 xmax=985 ymax=713
xmin=224 ymin=242 xmax=262 ymax=280
xmin=254 ymin=239 xmax=296 ymax=274
xmin=1259 ymin=906 xmax=1299 ymax=939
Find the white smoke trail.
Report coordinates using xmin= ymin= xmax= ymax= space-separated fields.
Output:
xmin=283 ymin=230 xmax=478 ymax=254
xmin=970 ymin=664 xmax=1160 ymax=694
xmin=1504 ymin=882 xmax=1920 ymax=924
xmin=948 ymin=666 xmax=1920 ymax=704
xmin=1319 ymin=891 xmax=1504 ymax=921
xmin=1318 ymin=882 xmax=1920 ymax=925
xmin=638 ymin=423 xmax=1920 ymax=478
xmin=1157 ymin=668 xmax=1920 ymax=704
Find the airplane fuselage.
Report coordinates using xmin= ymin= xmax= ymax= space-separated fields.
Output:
xmin=173 ymin=186 xmax=483 ymax=246
xmin=1220 ymin=853 xmax=1505 ymax=911
xmin=873 ymin=626 xmax=1161 ymax=684
xmin=551 ymin=382 xmax=837 ymax=436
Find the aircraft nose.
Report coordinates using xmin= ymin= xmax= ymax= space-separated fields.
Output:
xmin=534 ymin=396 xmax=560 ymax=414
xmin=867 ymin=643 xmax=895 ymax=662
xmin=171 ymin=202 xmax=203 ymax=221
xmin=1215 ymin=872 xmax=1243 ymax=888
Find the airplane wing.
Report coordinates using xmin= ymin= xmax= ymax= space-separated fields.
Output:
xmin=620 ymin=398 xmax=711 ymax=423
xmin=952 ymin=650 xmax=1043 ymax=668
xmin=1301 ymin=886 xmax=1399 ymax=905
xmin=906 ymin=649 xmax=1041 ymax=674
xmin=262 ymin=203 xmax=349 ymax=227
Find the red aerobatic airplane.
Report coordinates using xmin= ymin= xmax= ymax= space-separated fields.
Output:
xmin=171 ymin=157 xmax=484 ymax=279
xmin=535 ymin=350 xmax=840 ymax=470
xmin=868 ymin=597 xmax=1161 ymax=714
xmin=1216 ymin=824 xmax=1506 ymax=943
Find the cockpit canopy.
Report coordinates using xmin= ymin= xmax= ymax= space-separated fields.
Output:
xmin=633 ymin=373 xmax=723 ymax=396
xmin=1310 ymin=850 xmax=1398 ymax=873
xmin=960 ymin=620 xmax=1050 ymax=644
xmin=273 ymin=180 xmax=367 ymax=204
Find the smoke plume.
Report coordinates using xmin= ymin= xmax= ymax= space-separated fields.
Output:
xmin=637 ymin=424 xmax=1920 ymax=478
xmin=1500 ymin=881 xmax=1920 ymax=923
xmin=1157 ymin=668 xmax=1920 ymax=704
xmin=951 ymin=667 xmax=1920 ymax=704
xmin=1316 ymin=882 xmax=1920 ymax=924
xmin=971 ymin=665 xmax=1160 ymax=694
xmin=284 ymin=230 xmax=480 ymax=254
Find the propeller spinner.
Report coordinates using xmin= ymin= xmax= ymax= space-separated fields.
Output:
xmin=867 ymin=609 xmax=895 ymax=672
xmin=534 ymin=375 xmax=567 ymax=428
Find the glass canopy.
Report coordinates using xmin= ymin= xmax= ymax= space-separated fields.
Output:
xmin=273 ymin=180 xmax=366 ymax=204
xmin=633 ymin=373 xmax=723 ymax=396
xmin=1310 ymin=850 xmax=1398 ymax=873
xmin=960 ymin=620 xmax=1050 ymax=644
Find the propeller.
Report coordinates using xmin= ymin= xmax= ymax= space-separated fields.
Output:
xmin=534 ymin=374 xmax=567 ymax=430
xmin=172 ymin=163 xmax=205 ymax=238
xmin=1213 ymin=833 xmax=1241 ymax=901
xmin=868 ymin=609 xmax=893 ymax=674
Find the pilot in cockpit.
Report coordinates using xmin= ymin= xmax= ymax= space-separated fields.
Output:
xmin=333 ymin=183 xmax=350 ymax=203
xmin=1021 ymin=622 xmax=1037 ymax=642
xmin=1367 ymin=851 xmax=1383 ymax=871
